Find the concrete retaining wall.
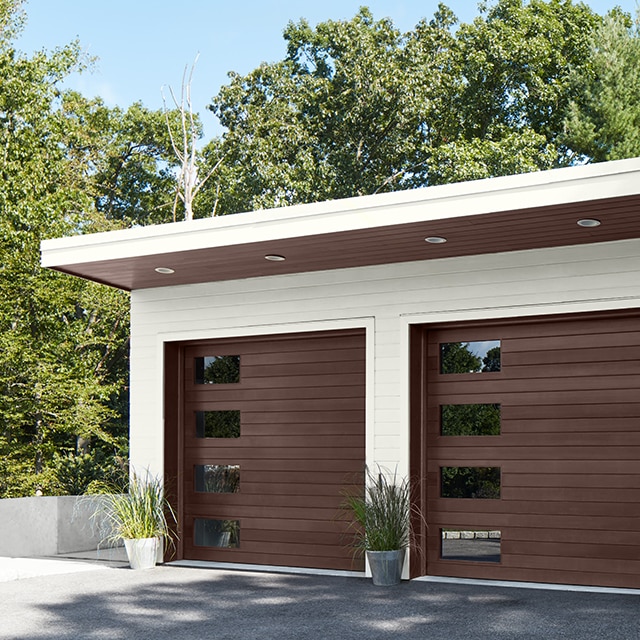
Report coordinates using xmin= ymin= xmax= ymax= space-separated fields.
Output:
xmin=0 ymin=496 xmax=112 ymax=557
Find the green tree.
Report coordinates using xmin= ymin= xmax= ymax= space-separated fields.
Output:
xmin=445 ymin=0 xmax=600 ymax=171
xmin=58 ymin=92 xmax=181 ymax=227
xmin=203 ymin=1 xmax=601 ymax=215
xmin=206 ymin=6 xmax=459 ymax=213
xmin=440 ymin=343 xmax=482 ymax=374
xmin=482 ymin=346 xmax=501 ymax=373
xmin=441 ymin=404 xmax=501 ymax=436
xmin=441 ymin=466 xmax=501 ymax=499
xmin=0 ymin=232 xmax=131 ymax=496
xmin=562 ymin=9 xmax=640 ymax=162
xmin=0 ymin=0 xmax=137 ymax=496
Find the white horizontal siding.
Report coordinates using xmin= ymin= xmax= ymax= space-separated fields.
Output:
xmin=129 ymin=239 xmax=640 ymax=477
xmin=130 ymin=252 xmax=640 ymax=332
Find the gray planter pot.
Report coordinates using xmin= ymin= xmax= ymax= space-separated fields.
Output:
xmin=366 ymin=549 xmax=405 ymax=586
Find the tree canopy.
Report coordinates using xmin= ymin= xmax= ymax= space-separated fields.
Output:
xmin=202 ymin=0 xmax=617 ymax=216
xmin=562 ymin=9 xmax=640 ymax=161
xmin=0 ymin=0 xmax=178 ymax=495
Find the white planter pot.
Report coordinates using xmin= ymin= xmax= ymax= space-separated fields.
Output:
xmin=124 ymin=537 xmax=158 ymax=570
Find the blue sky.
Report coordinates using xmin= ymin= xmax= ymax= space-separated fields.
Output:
xmin=16 ymin=0 xmax=640 ymax=137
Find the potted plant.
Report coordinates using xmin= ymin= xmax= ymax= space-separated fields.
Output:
xmin=92 ymin=470 xmax=177 ymax=570
xmin=341 ymin=466 xmax=420 ymax=586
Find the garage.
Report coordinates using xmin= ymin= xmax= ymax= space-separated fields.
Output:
xmin=41 ymin=157 xmax=640 ymax=585
xmin=410 ymin=310 xmax=640 ymax=589
xmin=165 ymin=329 xmax=366 ymax=571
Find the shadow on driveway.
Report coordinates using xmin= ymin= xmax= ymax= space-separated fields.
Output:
xmin=1 ymin=566 xmax=639 ymax=639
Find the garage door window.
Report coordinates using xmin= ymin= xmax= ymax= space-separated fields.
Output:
xmin=195 ymin=355 xmax=240 ymax=384
xmin=194 ymin=518 xmax=240 ymax=548
xmin=196 ymin=410 xmax=241 ymax=438
xmin=440 ymin=340 xmax=501 ymax=374
xmin=195 ymin=465 xmax=240 ymax=493
xmin=441 ymin=529 xmax=501 ymax=563
xmin=441 ymin=403 xmax=501 ymax=436
xmin=441 ymin=466 xmax=501 ymax=499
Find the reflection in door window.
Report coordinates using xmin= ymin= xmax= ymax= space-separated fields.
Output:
xmin=195 ymin=465 xmax=240 ymax=493
xmin=441 ymin=404 xmax=501 ymax=436
xmin=194 ymin=518 xmax=240 ymax=548
xmin=441 ymin=529 xmax=501 ymax=562
xmin=196 ymin=410 xmax=241 ymax=438
xmin=441 ymin=466 xmax=501 ymax=499
xmin=440 ymin=341 xmax=501 ymax=374
xmin=195 ymin=355 xmax=240 ymax=384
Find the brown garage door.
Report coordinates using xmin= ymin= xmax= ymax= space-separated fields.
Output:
xmin=410 ymin=310 xmax=640 ymax=588
xmin=171 ymin=329 xmax=365 ymax=571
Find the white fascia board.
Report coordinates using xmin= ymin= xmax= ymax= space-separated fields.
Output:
xmin=41 ymin=157 xmax=640 ymax=268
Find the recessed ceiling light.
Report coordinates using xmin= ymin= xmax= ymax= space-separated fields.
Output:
xmin=425 ymin=236 xmax=447 ymax=244
xmin=154 ymin=267 xmax=175 ymax=274
xmin=577 ymin=218 xmax=601 ymax=228
xmin=265 ymin=254 xmax=286 ymax=261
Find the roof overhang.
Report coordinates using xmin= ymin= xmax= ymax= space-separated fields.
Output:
xmin=41 ymin=158 xmax=640 ymax=291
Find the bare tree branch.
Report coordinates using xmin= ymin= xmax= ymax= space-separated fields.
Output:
xmin=162 ymin=54 xmax=221 ymax=220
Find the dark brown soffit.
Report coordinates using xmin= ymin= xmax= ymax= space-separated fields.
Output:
xmin=51 ymin=195 xmax=640 ymax=291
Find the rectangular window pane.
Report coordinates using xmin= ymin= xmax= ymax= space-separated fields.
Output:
xmin=441 ymin=404 xmax=501 ymax=436
xmin=194 ymin=518 xmax=240 ymax=548
xmin=441 ymin=529 xmax=501 ymax=563
xmin=196 ymin=410 xmax=241 ymax=438
xmin=195 ymin=355 xmax=240 ymax=384
xmin=441 ymin=466 xmax=501 ymax=499
xmin=440 ymin=341 xmax=501 ymax=374
xmin=195 ymin=465 xmax=240 ymax=493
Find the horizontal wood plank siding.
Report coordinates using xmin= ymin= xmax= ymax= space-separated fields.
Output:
xmin=181 ymin=330 xmax=365 ymax=571
xmin=418 ymin=312 xmax=640 ymax=588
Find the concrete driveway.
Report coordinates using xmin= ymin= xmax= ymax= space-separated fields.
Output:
xmin=1 ymin=564 xmax=639 ymax=640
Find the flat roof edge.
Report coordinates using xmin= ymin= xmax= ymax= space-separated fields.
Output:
xmin=41 ymin=158 xmax=640 ymax=268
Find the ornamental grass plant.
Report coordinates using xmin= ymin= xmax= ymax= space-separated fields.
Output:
xmin=341 ymin=466 xmax=418 ymax=552
xmin=91 ymin=470 xmax=177 ymax=547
